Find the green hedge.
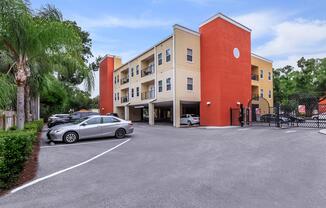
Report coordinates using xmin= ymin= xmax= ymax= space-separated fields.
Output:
xmin=0 ymin=120 xmax=43 ymax=189
xmin=24 ymin=119 xmax=44 ymax=132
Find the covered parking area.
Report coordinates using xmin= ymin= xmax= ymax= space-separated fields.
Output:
xmin=116 ymin=100 xmax=200 ymax=127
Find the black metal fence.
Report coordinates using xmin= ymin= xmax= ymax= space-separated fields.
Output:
xmin=232 ymin=94 xmax=326 ymax=128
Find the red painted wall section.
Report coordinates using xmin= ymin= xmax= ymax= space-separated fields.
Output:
xmin=200 ymin=17 xmax=251 ymax=126
xmin=99 ymin=56 xmax=114 ymax=115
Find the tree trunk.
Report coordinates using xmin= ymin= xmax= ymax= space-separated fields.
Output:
xmin=17 ymin=84 xmax=25 ymax=129
xmin=25 ymin=85 xmax=32 ymax=122
xmin=15 ymin=56 xmax=29 ymax=130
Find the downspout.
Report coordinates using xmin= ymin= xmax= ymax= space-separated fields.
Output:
xmin=172 ymin=31 xmax=176 ymax=127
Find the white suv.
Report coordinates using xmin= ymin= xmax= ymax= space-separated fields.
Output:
xmin=180 ymin=114 xmax=200 ymax=126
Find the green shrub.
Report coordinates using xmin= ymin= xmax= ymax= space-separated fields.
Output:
xmin=24 ymin=119 xmax=44 ymax=132
xmin=0 ymin=130 xmax=37 ymax=189
xmin=8 ymin=126 xmax=17 ymax=131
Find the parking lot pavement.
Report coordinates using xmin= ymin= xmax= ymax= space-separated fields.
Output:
xmin=1 ymin=125 xmax=326 ymax=208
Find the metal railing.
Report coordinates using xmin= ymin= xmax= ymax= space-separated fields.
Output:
xmin=251 ymin=74 xmax=259 ymax=81
xmin=0 ymin=112 xmax=16 ymax=130
xmin=121 ymin=96 xmax=129 ymax=103
xmin=252 ymin=94 xmax=259 ymax=101
xmin=141 ymin=65 xmax=155 ymax=77
xmin=120 ymin=77 xmax=129 ymax=85
xmin=141 ymin=90 xmax=155 ymax=100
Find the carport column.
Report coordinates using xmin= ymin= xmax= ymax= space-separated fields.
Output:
xmin=174 ymin=99 xmax=181 ymax=128
xmin=124 ymin=105 xmax=130 ymax=121
xmin=149 ymin=102 xmax=155 ymax=125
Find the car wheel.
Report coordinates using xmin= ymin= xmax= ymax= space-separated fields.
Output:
xmin=63 ymin=131 xmax=78 ymax=144
xmin=115 ymin=128 xmax=126 ymax=139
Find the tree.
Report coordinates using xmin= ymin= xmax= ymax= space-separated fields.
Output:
xmin=273 ymin=57 xmax=326 ymax=110
xmin=0 ymin=0 xmax=82 ymax=129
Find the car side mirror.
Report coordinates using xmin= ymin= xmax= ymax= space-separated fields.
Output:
xmin=81 ymin=122 xmax=87 ymax=126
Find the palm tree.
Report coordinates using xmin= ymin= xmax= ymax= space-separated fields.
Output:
xmin=0 ymin=0 xmax=83 ymax=129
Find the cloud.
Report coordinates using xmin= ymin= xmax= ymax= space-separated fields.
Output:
xmin=234 ymin=10 xmax=291 ymax=39
xmin=273 ymin=52 xmax=326 ymax=69
xmin=256 ymin=18 xmax=326 ymax=57
xmin=75 ymin=15 xmax=174 ymax=29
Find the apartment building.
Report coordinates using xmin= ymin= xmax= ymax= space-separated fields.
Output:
xmin=99 ymin=13 xmax=273 ymax=127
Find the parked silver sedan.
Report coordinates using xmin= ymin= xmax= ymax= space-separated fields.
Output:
xmin=47 ymin=115 xmax=133 ymax=143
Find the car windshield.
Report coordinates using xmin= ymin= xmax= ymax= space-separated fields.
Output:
xmin=71 ymin=117 xmax=89 ymax=124
xmin=190 ymin=114 xmax=199 ymax=117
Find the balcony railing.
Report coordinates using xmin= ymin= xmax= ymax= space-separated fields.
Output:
xmin=120 ymin=77 xmax=129 ymax=85
xmin=252 ymin=94 xmax=259 ymax=101
xmin=251 ymin=74 xmax=259 ymax=81
xmin=141 ymin=90 xmax=155 ymax=100
xmin=121 ymin=96 xmax=129 ymax=103
xmin=141 ymin=65 xmax=155 ymax=77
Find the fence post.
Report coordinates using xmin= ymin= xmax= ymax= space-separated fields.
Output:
xmin=230 ymin=108 xmax=232 ymax=126
xmin=13 ymin=114 xmax=16 ymax=126
xmin=276 ymin=104 xmax=280 ymax=128
xmin=2 ymin=114 xmax=6 ymax=130
xmin=240 ymin=104 xmax=244 ymax=127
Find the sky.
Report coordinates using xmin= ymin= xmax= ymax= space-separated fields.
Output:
xmin=30 ymin=0 xmax=326 ymax=97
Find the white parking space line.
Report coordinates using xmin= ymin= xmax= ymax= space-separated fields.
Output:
xmin=285 ymin=130 xmax=297 ymax=133
xmin=11 ymin=139 xmax=130 ymax=194
xmin=41 ymin=139 xmax=123 ymax=149
xmin=238 ymin=128 xmax=249 ymax=131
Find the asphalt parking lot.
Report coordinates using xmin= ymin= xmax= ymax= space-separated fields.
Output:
xmin=1 ymin=124 xmax=326 ymax=208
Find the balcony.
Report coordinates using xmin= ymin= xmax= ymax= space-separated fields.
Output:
xmin=252 ymin=94 xmax=259 ymax=101
xmin=120 ymin=77 xmax=129 ymax=85
xmin=141 ymin=90 xmax=155 ymax=100
xmin=251 ymin=74 xmax=259 ymax=81
xmin=141 ymin=65 xmax=155 ymax=77
xmin=121 ymin=96 xmax=129 ymax=103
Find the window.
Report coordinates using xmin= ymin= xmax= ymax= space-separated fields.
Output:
xmin=136 ymin=87 xmax=139 ymax=97
xmin=136 ymin=65 xmax=139 ymax=75
xmin=131 ymin=68 xmax=134 ymax=77
xmin=117 ymin=75 xmax=119 ymax=82
xmin=103 ymin=117 xmax=120 ymax=123
xmin=114 ymin=76 xmax=116 ymax=84
xmin=131 ymin=88 xmax=134 ymax=98
xmin=117 ymin=92 xmax=119 ymax=100
xmin=158 ymin=80 xmax=163 ymax=92
xmin=166 ymin=78 xmax=171 ymax=91
xmin=268 ymin=72 xmax=271 ymax=80
xmin=166 ymin=49 xmax=171 ymax=62
xmin=187 ymin=77 xmax=193 ymax=90
xmin=114 ymin=93 xmax=116 ymax=101
xmin=268 ymin=90 xmax=272 ymax=98
xmin=260 ymin=70 xmax=264 ymax=79
xmin=260 ymin=89 xmax=264 ymax=98
xmin=86 ymin=117 xmax=101 ymax=125
xmin=187 ymin=48 xmax=193 ymax=62
xmin=158 ymin=53 xmax=162 ymax=65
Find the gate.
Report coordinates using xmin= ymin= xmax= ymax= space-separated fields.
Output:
xmin=245 ymin=94 xmax=326 ymax=128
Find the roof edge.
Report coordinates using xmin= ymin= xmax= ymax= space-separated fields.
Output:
xmin=114 ymin=34 xmax=173 ymax=71
xmin=200 ymin=12 xmax=251 ymax=32
xmin=173 ymin=24 xmax=200 ymax=36
xmin=99 ymin=54 xmax=120 ymax=64
xmin=251 ymin=53 xmax=273 ymax=64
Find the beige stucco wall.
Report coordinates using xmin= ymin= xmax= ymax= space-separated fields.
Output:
xmin=251 ymin=55 xmax=273 ymax=107
xmin=173 ymin=27 xmax=201 ymax=127
xmin=174 ymin=28 xmax=201 ymax=102
xmin=156 ymin=37 xmax=173 ymax=102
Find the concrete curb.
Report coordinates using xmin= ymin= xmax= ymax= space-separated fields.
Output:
xmin=319 ymin=129 xmax=326 ymax=135
xmin=198 ymin=126 xmax=240 ymax=129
